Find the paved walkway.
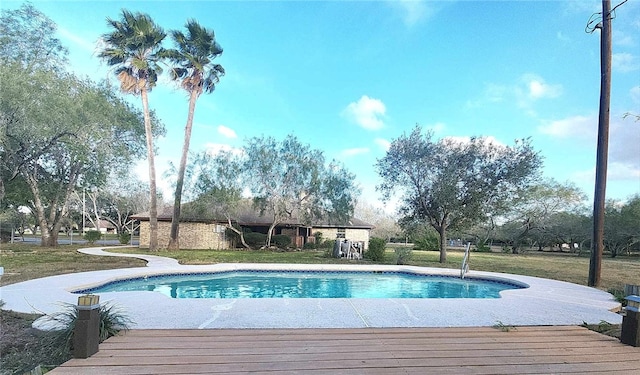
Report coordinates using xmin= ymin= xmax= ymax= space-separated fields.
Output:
xmin=0 ymin=246 xmax=623 ymax=329
xmin=77 ymin=246 xmax=180 ymax=268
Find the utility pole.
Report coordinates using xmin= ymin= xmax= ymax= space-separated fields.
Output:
xmin=588 ymin=0 xmax=612 ymax=287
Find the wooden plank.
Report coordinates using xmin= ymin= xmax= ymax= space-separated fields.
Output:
xmin=48 ymin=326 xmax=640 ymax=375
xmin=89 ymin=344 xmax=635 ymax=359
xmin=50 ymin=359 xmax=640 ymax=375
xmin=60 ymin=350 xmax=640 ymax=368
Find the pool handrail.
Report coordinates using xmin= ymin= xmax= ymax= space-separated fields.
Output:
xmin=461 ymin=242 xmax=471 ymax=279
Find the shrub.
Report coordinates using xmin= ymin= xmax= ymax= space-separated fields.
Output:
xmin=37 ymin=301 xmax=133 ymax=359
xmin=313 ymin=232 xmax=323 ymax=244
xmin=303 ymin=242 xmax=316 ymax=250
xmin=394 ymin=247 xmax=413 ymax=265
xmin=244 ymin=232 xmax=266 ymax=248
xmin=272 ymin=234 xmax=292 ymax=248
xmin=473 ymin=240 xmax=491 ymax=252
xmin=83 ymin=230 xmax=102 ymax=244
xmin=318 ymin=239 xmax=334 ymax=249
xmin=413 ymin=233 xmax=439 ymax=251
xmin=366 ymin=237 xmax=386 ymax=262
xmin=118 ymin=232 xmax=131 ymax=244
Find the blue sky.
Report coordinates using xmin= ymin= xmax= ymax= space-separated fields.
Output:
xmin=7 ymin=0 xmax=640 ymax=212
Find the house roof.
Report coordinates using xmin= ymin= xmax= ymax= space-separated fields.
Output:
xmin=132 ymin=204 xmax=374 ymax=230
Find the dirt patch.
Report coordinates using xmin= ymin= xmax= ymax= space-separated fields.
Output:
xmin=0 ymin=308 xmax=70 ymax=375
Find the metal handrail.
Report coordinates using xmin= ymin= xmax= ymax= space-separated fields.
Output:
xmin=461 ymin=242 xmax=471 ymax=279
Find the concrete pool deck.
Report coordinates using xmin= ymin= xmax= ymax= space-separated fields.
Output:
xmin=0 ymin=246 xmax=622 ymax=329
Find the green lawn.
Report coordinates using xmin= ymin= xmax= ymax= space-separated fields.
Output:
xmin=1 ymin=242 xmax=638 ymax=292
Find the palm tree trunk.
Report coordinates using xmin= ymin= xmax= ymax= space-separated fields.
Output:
xmin=141 ymin=88 xmax=158 ymax=251
xmin=168 ymin=90 xmax=199 ymax=250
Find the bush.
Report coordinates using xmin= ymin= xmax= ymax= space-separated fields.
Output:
xmin=394 ymin=247 xmax=413 ymax=265
xmin=365 ymin=237 xmax=386 ymax=262
xmin=473 ymin=240 xmax=491 ymax=252
xmin=83 ymin=230 xmax=102 ymax=244
xmin=272 ymin=234 xmax=292 ymax=248
xmin=244 ymin=232 xmax=266 ymax=248
xmin=413 ymin=233 xmax=439 ymax=251
xmin=303 ymin=242 xmax=316 ymax=250
xmin=318 ymin=239 xmax=334 ymax=249
xmin=118 ymin=232 xmax=131 ymax=244
xmin=37 ymin=301 xmax=133 ymax=359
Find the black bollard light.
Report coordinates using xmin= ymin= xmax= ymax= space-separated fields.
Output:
xmin=621 ymin=295 xmax=640 ymax=347
xmin=73 ymin=294 xmax=101 ymax=358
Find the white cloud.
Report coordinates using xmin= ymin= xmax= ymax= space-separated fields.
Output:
xmin=465 ymin=84 xmax=507 ymax=109
xmin=374 ymin=138 xmax=391 ymax=151
xmin=612 ymin=53 xmax=639 ymax=73
xmin=608 ymin=162 xmax=640 ymax=180
xmin=538 ymin=115 xmax=596 ymax=138
xmin=631 ymin=85 xmax=640 ymax=104
xmin=427 ymin=122 xmax=446 ymax=134
xmin=388 ymin=0 xmax=434 ymax=27
xmin=58 ymin=26 xmax=96 ymax=54
xmin=204 ymin=143 xmax=243 ymax=156
xmin=610 ymin=117 xmax=640 ymax=169
xmin=571 ymin=162 xmax=640 ymax=185
xmin=217 ymin=125 xmax=237 ymax=139
xmin=520 ymin=74 xmax=562 ymax=100
xmin=466 ymin=74 xmax=561 ymax=114
xmin=538 ymin=114 xmax=640 ymax=170
xmin=341 ymin=147 xmax=370 ymax=157
xmin=614 ymin=30 xmax=635 ymax=47
xmin=342 ymin=95 xmax=386 ymax=130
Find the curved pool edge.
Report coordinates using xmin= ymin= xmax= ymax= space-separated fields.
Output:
xmin=66 ymin=263 xmax=531 ymax=294
xmin=0 ymin=261 xmax=621 ymax=329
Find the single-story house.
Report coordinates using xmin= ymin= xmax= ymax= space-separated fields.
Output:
xmin=84 ymin=219 xmax=116 ymax=234
xmin=132 ymin=206 xmax=374 ymax=250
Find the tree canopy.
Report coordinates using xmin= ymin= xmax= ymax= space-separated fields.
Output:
xmin=0 ymin=63 xmax=149 ymax=245
xmin=184 ymin=135 xmax=359 ymax=248
xmin=1 ymin=5 xmax=154 ymax=246
xmin=376 ymin=125 xmax=541 ymax=262
xmin=495 ymin=179 xmax=586 ymax=253
xmin=0 ymin=3 xmax=68 ymax=71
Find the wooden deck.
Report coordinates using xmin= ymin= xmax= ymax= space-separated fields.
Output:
xmin=50 ymin=326 xmax=640 ymax=374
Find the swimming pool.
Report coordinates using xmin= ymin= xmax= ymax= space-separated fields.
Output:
xmin=75 ymin=270 xmax=526 ymax=299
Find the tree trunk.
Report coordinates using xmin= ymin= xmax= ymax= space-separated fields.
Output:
xmin=40 ymin=225 xmax=57 ymax=247
xmin=225 ymin=217 xmax=250 ymax=249
xmin=169 ymin=90 xmax=200 ymax=250
xmin=266 ymin=222 xmax=277 ymax=248
xmin=437 ymin=225 xmax=447 ymax=263
xmin=141 ymin=88 xmax=158 ymax=251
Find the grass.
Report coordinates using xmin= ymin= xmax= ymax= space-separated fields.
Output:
xmin=0 ymin=242 xmax=146 ymax=286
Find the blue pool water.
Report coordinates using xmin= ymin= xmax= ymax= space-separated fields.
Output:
xmin=77 ymin=271 xmax=525 ymax=299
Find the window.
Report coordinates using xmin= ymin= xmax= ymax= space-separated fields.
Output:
xmin=337 ymin=228 xmax=346 ymax=239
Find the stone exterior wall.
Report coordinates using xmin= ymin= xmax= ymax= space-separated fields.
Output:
xmin=312 ymin=227 xmax=371 ymax=249
xmin=138 ymin=221 xmax=230 ymax=250
xmin=345 ymin=228 xmax=370 ymax=250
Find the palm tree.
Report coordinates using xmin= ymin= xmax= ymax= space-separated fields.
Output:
xmin=165 ymin=20 xmax=224 ymax=249
xmin=98 ymin=10 xmax=166 ymax=251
